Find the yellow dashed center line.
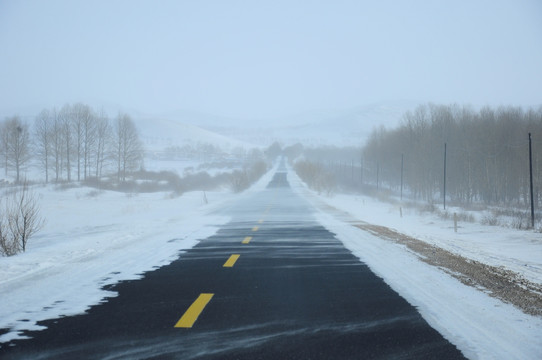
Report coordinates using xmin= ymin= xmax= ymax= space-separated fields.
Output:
xmin=242 ymin=236 xmax=252 ymax=244
xmin=175 ymin=293 xmax=214 ymax=328
xmin=223 ymin=254 xmax=240 ymax=267
xmin=175 ymin=214 xmax=269 ymax=328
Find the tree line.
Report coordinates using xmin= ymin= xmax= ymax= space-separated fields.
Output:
xmin=1 ymin=103 xmax=144 ymax=184
xmin=362 ymin=103 xmax=542 ymax=206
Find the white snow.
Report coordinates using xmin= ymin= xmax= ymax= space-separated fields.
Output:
xmin=288 ymin=168 xmax=542 ymax=360
xmin=320 ymin=194 xmax=542 ymax=287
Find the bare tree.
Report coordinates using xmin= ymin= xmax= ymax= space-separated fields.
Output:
xmin=70 ymin=103 xmax=97 ymax=180
xmin=0 ymin=205 xmax=17 ymax=256
xmin=3 ymin=116 xmax=31 ymax=183
xmin=81 ymin=106 xmax=96 ymax=180
xmin=0 ymin=120 xmax=9 ymax=176
xmin=0 ymin=182 xmax=44 ymax=255
xmin=114 ymin=113 xmax=143 ymax=182
xmin=50 ymin=108 xmax=64 ymax=182
xmin=95 ymin=110 xmax=111 ymax=179
xmin=59 ymin=104 xmax=74 ymax=181
xmin=72 ymin=104 xmax=85 ymax=181
xmin=34 ymin=109 xmax=52 ymax=183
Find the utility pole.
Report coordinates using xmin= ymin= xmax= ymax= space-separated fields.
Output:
xmin=529 ymin=133 xmax=535 ymax=228
xmin=443 ymin=143 xmax=447 ymax=210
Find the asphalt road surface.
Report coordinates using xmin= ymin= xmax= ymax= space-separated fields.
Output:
xmin=0 ymin=169 xmax=467 ymax=359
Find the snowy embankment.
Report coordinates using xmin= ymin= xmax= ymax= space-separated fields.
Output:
xmin=288 ymin=169 xmax=542 ymax=360
xmin=0 ymin=164 xmax=278 ymax=345
xmin=329 ymin=194 xmax=542 ymax=288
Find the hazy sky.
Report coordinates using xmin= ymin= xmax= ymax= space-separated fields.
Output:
xmin=1 ymin=0 xmax=541 ymax=119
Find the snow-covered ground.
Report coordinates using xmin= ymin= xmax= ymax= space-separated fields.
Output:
xmin=312 ymin=191 xmax=542 ymax=288
xmin=287 ymin=169 xmax=542 ymax=359
xmin=143 ymin=158 xmax=244 ymax=177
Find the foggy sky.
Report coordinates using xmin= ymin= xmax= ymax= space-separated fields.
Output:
xmin=1 ymin=0 xmax=541 ymax=120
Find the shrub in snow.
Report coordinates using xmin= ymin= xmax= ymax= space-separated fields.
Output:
xmin=230 ymin=170 xmax=249 ymax=193
xmin=0 ymin=183 xmax=44 ymax=256
xmin=294 ymin=160 xmax=337 ymax=196
xmin=230 ymin=160 xmax=269 ymax=193
xmin=481 ymin=214 xmax=500 ymax=226
xmin=455 ymin=211 xmax=475 ymax=223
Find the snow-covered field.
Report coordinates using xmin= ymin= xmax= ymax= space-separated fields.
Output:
xmin=287 ymin=169 xmax=542 ymax=359
xmin=1 ymin=162 xmax=542 ymax=359
xmin=142 ymin=158 xmax=241 ymax=177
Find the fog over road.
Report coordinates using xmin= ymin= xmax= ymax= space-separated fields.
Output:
xmin=1 ymin=167 xmax=466 ymax=359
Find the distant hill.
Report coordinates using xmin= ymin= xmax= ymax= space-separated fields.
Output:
xmin=182 ymin=100 xmax=420 ymax=147
xmin=132 ymin=116 xmax=256 ymax=152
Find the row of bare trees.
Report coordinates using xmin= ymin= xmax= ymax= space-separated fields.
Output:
xmin=1 ymin=103 xmax=144 ymax=183
xmin=362 ymin=104 xmax=542 ymax=206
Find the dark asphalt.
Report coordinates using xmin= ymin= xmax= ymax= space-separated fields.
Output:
xmin=0 ymin=170 xmax=467 ymax=359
